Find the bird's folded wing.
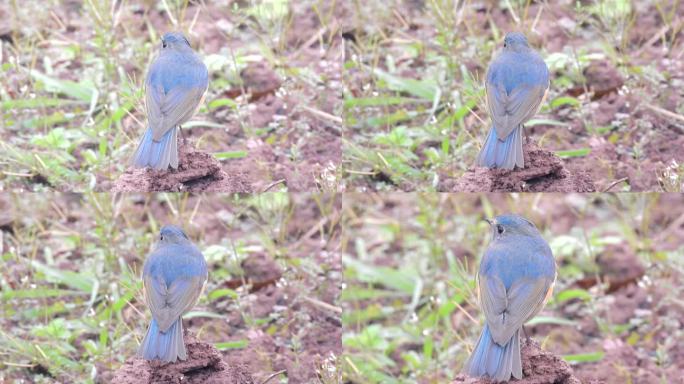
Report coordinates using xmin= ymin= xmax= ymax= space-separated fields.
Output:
xmin=144 ymin=273 xmax=204 ymax=332
xmin=486 ymin=81 xmax=546 ymax=140
xmin=480 ymin=274 xmax=552 ymax=345
xmin=146 ymin=85 xmax=206 ymax=142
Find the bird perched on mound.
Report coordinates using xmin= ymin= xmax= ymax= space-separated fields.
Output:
xmin=476 ymin=32 xmax=549 ymax=170
xmin=132 ymin=32 xmax=209 ymax=171
xmin=139 ymin=225 xmax=208 ymax=362
xmin=464 ymin=214 xmax=556 ymax=381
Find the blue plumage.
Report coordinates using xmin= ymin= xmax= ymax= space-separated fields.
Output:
xmin=476 ymin=32 xmax=550 ymax=170
xmin=138 ymin=225 xmax=208 ymax=362
xmin=132 ymin=32 xmax=209 ymax=171
xmin=464 ymin=214 xmax=556 ymax=381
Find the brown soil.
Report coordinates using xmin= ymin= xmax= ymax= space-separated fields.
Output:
xmin=439 ymin=142 xmax=596 ymax=192
xmin=111 ymin=140 xmax=253 ymax=192
xmin=452 ymin=339 xmax=581 ymax=384
xmin=112 ymin=332 xmax=255 ymax=384
xmin=128 ymin=2 xmax=343 ymax=193
xmin=0 ymin=194 xmax=342 ymax=383
xmin=342 ymin=194 xmax=684 ymax=383
xmin=343 ymin=1 xmax=684 ymax=192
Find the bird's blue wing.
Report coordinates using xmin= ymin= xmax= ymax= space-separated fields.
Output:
xmin=144 ymin=273 xmax=204 ymax=332
xmin=480 ymin=273 xmax=552 ymax=345
xmin=486 ymin=52 xmax=549 ymax=140
xmin=145 ymin=55 xmax=208 ymax=141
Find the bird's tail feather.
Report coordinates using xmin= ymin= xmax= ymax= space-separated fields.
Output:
xmin=131 ymin=127 xmax=179 ymax=170
xmin=463 ymin=325 xmax=522 ymax=382
xmin=476 ymin=125 xmax=524 ymax=170
xmin=138 ymin=318 xmax=187 ymax=362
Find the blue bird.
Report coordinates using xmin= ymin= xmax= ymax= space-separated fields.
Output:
xmin=464 ymin=214 xmax=556 ymax=381
xmin=132 ymin=32 xmax=209 ymax=171
xmin=476 ymin=32 xmax=550 ymax=170
xmin=138 ymin=225 xmax=208 ymax=362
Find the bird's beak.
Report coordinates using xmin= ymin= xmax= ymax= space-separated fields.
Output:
xmin=484 ymin=218 xmax=493 ymax=226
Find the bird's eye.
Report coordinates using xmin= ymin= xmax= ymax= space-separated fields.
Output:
xmin=162 ymin=42 xmax=167 ymax=48
xmin=503 ymin=42 xmax=507 ymax=48
xmin=496 ymin=224 xmax=505 ymax=234
xmin=160 ymin=234 xmax=164 ymax=241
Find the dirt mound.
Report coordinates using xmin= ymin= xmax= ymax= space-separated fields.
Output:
xmin=440 ymin=142 xmax=596 ymax=192
xmin=112 ymin=332 xmax=254 ymax=384
xmin=453 ymin=338 xmax=581 ymax=384
xmin=112 ymin=141 xmax=253 ymax=192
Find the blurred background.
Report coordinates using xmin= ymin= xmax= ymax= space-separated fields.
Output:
xmin=343 ymin=0 xmax=684 ymax=192
xmin=0 ymin=0 xmax=343 ymax=192
xmin=342 ymin=193 xmax=684 ymax=383
xmin=0 ymin=192 xmax=341 ymax=383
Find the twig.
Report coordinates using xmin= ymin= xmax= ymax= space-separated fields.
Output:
xmin=655 ymin=212 xmax=684 ymax=243
xmin=260 ymin=369 xmax=287 ymax=384
xmin=302 ymin=296 xmax=342 ymax=314
xmin=453 ymin=298 xmax=478 ymax=325
xmin=261 ymin=179 xmax=286 ymax=193
xmin=292 ymin=216 xmax=330 ymax=249
xmin=643 ymin=103 xmax=684 ymax=125
xmin=290 ymin=26 xmax=328 ymax=59
xmin=601 ymin=177 xmax=629 ymax=192
xmin=635 ymin=18 xmax=684 ymax=57
xmin=300 ymin=105 xmax=343 ymax=124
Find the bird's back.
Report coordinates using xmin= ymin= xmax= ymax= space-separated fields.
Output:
xmin=146 ymin=50 xmax=208 ymax=94
xmin=144 ymin=243 xmax=207 ymax=287
xmin=480 ymin=234 xmax=555 ymax=289
xmin=487 ymin=49 xmax=549 ymax=95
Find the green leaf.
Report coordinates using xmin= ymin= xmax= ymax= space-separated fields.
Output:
xmin=423 ymin=335 xmax=433 ymax=360
xmin=29 ymin=70 xmax=96 ymax=102
xmin=527 ymin=316 xmax=578 ymax=326
xmin=215 ymin=340 xmax=248 ymax=350
xmin=550 ymin=96 xmax=580 ymax=108
xmin=372 ymin=67 xmax=439 ymax=100
xmin=526 ymin=118 xmax=569 ymax=127
xmin=364 ymin=110 xmax=416 ymax=128
xmin=556 ymin=148 xmax=591 ymax=158
xmin=23 ymin=113 xmax=72 ymax=130
xmin=182 ymin=120 xmax=225 ymax=129
xmin=344 ymin=257 xmax=417 ymax=295
xmin=214 ymin=151 xmax=248 ymax=159
xmin=1 ymin=97 xmax=82 ymax=110
xmin=344 ymin=96 xmax=426 ymax=108
xmin=563 ymin=351 xmax=605 ymax=363
xmin=555 ymin=289 xmax=592 ymax=303
xmin=208 ymin=98 xmax=238 ymax=110
xmin=208 ymin=288 xmax=238 ymax=301
xmin=183 ymin=310 xmax=224 ymax=320
xmin=30 ymin=128 xmax=75 ymax=149
xmin=1 ymin=288 xmax=85 ymax=300
xmin=374 ymin=126 xmax=413 ymax=148
xmin=246 ymin=0 xmax=288 ymax=21
xmin=30 ymin=260 xmax=94 ymax=292
xmin=340 ymin=287 xmax=401 ymax=301
xmin=31 ymin=318 xmax=72 ymax=340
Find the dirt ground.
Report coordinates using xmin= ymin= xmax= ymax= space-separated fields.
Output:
xmin=438 ymin=141 xmax=596 ymax=192
xmin=0 ymin=193 xmax=342 ymax=383
xmin=341 ymin=193 xmax=684 ymax=383
xmin=105 ymin=1 xmax=344 ymax=192
xmin=0 ymin=1 xmax=342 ymax=192
xmin=342 ymin=0 xmax=684 ymax=192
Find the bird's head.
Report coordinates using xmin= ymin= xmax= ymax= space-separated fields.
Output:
xmin=503 ymin=32 xmax=530 ymax=51
xmin=161 ymin=32 xmax=191 ymax=50
xmin=485 ymin=214 xmax=540 ymax=239
xmin=158 ymin=225 xmax=190 ymax=244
